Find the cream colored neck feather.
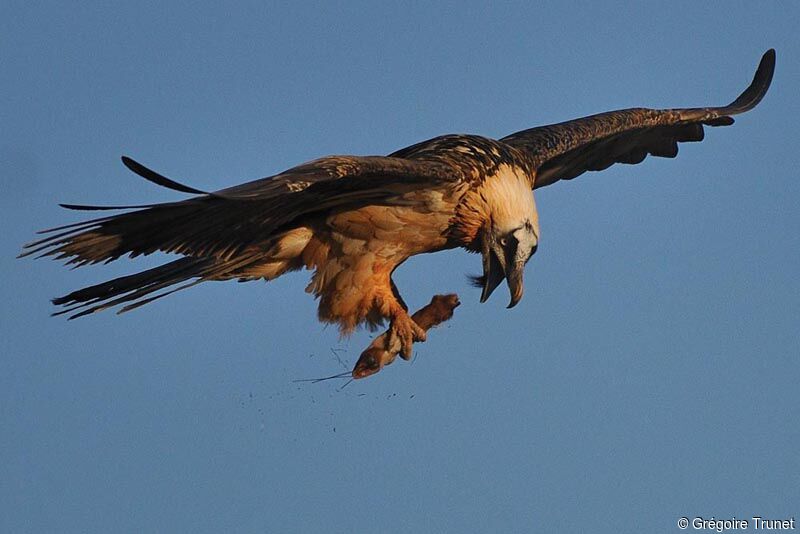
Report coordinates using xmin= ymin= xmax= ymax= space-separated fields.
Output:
xmin=453 ymin=164 xmax=539 ymax=248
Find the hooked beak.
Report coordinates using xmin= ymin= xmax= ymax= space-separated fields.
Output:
xmin=505 ymin=261 xmax=524 ymax=309
xmin=480 ymin=247 xmax=506 ymax=303
xmin=479 ymin=237 xmax=526 ymax=308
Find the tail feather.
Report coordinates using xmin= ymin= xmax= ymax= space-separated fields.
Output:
xmin=117 ymin=279 xmax=204 ymax=314
xmin=51 ymin=251 xmax=264 ymax=319
xmin=52 ymin=257 xmax=212 ymax=319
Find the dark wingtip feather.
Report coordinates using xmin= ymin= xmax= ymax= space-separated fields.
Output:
xmin=723 ymin=49 xmax=775 ymax=114
xmin=59 ymin=202 xmax=155 ymax=211
xmin=121 ymin=156 xmax=209 ymax=195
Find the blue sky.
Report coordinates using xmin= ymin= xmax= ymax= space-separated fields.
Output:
xmin=2 ymin=2 xmax=798 ymax=532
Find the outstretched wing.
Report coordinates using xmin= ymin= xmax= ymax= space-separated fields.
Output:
xmin=501 ymin=49 xmax=775 ymax=189
xmin=20 ymin=155 xmax=462 ymax=266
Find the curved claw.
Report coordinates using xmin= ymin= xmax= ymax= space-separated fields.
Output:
xmin=388 ymin=314 xmax=427 ymax=361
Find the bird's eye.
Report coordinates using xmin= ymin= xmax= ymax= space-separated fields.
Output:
xmin=500 ymin=237 xmax=508 ymax=246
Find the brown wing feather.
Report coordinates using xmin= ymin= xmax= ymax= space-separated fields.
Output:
xmin=500 ymin=49 xmax=775 ymax=189
xmin=20 ymin=155 xmax=462 ymax=266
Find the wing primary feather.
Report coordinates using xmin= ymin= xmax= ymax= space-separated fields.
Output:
xmin=33 ymin=214 xmax=117 ymax=234
xmin=677 ymin=49 xmax=775 ymax=123
xmin=722 ymin=49 xmax=775 ymax=114
xmin=59 ymin=202 xmax=159 ymax=211
xmin=121 ymin=156 xmax=209 ymax=195
xmin=19 ymin=223 xmax=106 ymax=257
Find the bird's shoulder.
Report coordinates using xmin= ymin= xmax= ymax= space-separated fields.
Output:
xmin=390 ymin=134 xmax=534 ymax=185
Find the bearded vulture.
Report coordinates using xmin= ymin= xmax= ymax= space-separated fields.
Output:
xmin=21 ymin=50 xmax=775 ymax=373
